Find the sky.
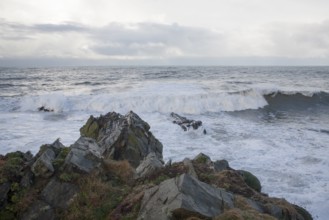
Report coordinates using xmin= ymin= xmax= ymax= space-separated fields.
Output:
xmin=0 ymin=0 xmax=329 ymax=66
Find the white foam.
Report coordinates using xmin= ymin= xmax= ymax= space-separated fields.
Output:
xmin=17 ymin=82 xmax=269 ymax=114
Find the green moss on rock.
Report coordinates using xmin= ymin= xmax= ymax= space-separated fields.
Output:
xmin=80 ymin=116 xmax=100 ymax=139
xmin=238 ymin=170 xmax=261 ymax=193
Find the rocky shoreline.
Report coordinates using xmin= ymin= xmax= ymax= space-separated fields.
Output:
xmin=0 ymin=111 xmax=312 ymax=220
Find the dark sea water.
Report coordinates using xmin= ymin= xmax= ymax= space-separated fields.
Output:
xmin=0 ymin=66 xmax=329 ymax=219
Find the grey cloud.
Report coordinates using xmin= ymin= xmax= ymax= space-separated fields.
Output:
xmin=265 ymin=20 xmax=329 ymax=57
xmin=0 ymin=19 xmax=87 ymax=40
xmin=32 ymin=22 xmax=87 ymax=32
xmin=90 ymin=22 xmax=226 ymax=57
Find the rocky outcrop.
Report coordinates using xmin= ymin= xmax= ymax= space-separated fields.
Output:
xmin=80 ymin=111 xmax=163 ymax=167
xmin=138 ymin=173 xmax=234 ymax=220
xmin=0 ymin=111 xmax=313 ymax=220
xmin=170 ymin=112 xmax=206 ymax=134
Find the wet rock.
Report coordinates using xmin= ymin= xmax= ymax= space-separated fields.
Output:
xmin=170 ymin=112 xmax=206 ymax=134
xmin=38 ymin=106 xmax=54 ymax=112
xmin=21 ymin=200 xmax=55 ymax=220
xmin=64 ymin=137 xmax=102 ymax=173
xmin=136 ymin=152 xmax=164 ymax=178
xmin=41 ymin=178 xmax=78 ymax=209
xmin=31 ymin=148 xmax=56 ymax=178
xmin=80 ymin=111 xmax=163 ymax=168
xmin=138 ymin=174 xmax=234 ymax=220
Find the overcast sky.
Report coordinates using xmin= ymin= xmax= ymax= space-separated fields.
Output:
xmin=1 ymin=0 xmax=329 ymax=66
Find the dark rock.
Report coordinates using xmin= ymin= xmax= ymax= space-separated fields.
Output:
xmin=80 ymin=111 xmax=163 ymax=168
xmin=238 ymin=170 xmax=262 ymax=192
xmin=0 ymin=182 xmax=11 ymax=208
xmin=38 ymin=106 xmax=54 ymax=112
xmin=136 ymin=152 xmax=164 ymax=178
xmin=31 ymin=148 xmax=56 ymax=178
xmin=170 ymin=112 xmax=206 ymax=134
xmin=293 ymin=205 xmax=313 ymax=220
xmin=20 ymin=170 xmax=34 ymax=188
xmin=165 ymin=159 xmax=172 ymax=167
xmin=214 ymin=159 xmax=230 ymax=172
xmin=64 ymin=137 xmax=102 ymax=173
xmin=138 ymin=174 xmax=234 ymax=220
xmin=21 ymin=200 xmax=55 ymax=220
xmin=41 ymin=178 xmax=78 ymax=209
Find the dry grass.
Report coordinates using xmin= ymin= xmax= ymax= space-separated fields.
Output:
xmin=64 ymin=173 xmax=128 ymax=220
xmin=103 ymin=159 xmax=136 ymax=183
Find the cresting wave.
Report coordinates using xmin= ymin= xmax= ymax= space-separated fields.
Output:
xmin=17 ymin=89 xmax=329 ymax=114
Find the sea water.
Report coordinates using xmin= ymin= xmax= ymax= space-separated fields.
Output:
xmin=0 ymin=66 xmax=328 ymax=219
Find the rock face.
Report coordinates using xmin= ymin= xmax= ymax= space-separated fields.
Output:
xmin=136 ymin=152 xmax=163 ymax=178
xmin=31 ymin=148 xmax=56 ymax=178
xmin=170 ymin=112 xmax=206 ymax=134
xmin=138 ymin=173 xmax=234 ymax=220
xmin=64 ymin=137 xmax=102 ymax=173
xmin=41 ymin=178 xmax=78 ymax=209
xmin=80 ymin=111 xmax=163 ymax=167
xmin=31 ymin=139 xmax=65 ymax=178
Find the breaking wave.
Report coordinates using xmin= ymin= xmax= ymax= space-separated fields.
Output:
xmin=17 ymin=87 xmax=329 ymax=115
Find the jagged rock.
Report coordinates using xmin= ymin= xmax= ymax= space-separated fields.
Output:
xmin=183 ymin=158 xmax=198 ymax=179
xmin=41 ymin=178 xmax=78 ymax=209
xmin=214 ymin=159 xmax=230 ymax=172
xmin=64 ymin=137 xmax=103 ymax=173
xmin=31 ymin=148 xmax=56 ymax=178
xmin=193 ymin=152 xmax=212 ymax=164
xmin=170 ymin=112 xmax=206 ymax=134
xmin=21 ymin=200 xmax=55 ymax=220
xmin=80 ymin=111 xmax=163 ymax=168
xmin=51 ymin=138 xmax=65 ymax=154
xmin=136 ymin=152 xmax=164 ymax=178
xmin=138 ymin=174 xmax=234 ymax=220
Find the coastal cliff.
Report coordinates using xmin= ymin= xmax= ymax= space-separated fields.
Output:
xmin=0 ymin=111 xmax=312 ymax=220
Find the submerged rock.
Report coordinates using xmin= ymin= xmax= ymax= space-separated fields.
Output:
xmin=38 ymin=106 xmax=54 ymax=112
xmin=170 ymin=112 xmax=206 ymax=134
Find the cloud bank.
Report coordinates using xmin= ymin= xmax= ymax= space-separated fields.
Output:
xmin=1 ymin=19 xmax=329 ymax=66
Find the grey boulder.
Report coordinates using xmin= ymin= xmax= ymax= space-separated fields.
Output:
xmin=138 ymin=174 xmax=234 ymax=220
xmin=31 ymin=148 xmax=56 ymax=178
xmin=136 ymin=152 xmax=164 ymax=178
xmin=64 ymin=137 xmax=103 ymax=173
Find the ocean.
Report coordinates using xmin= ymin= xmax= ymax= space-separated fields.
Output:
xmin=0 ymin=66 xmax=328 ymax=219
